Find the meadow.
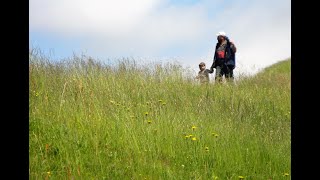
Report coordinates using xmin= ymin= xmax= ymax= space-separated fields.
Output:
xmin=29 ymin=50 xmax=291 ymax=179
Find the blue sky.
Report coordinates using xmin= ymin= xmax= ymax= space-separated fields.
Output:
xmin=30 ymin=0 xmax=291 ymax=75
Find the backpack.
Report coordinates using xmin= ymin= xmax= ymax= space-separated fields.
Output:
xmin=225 ymin=37 xmax=236 ymax=69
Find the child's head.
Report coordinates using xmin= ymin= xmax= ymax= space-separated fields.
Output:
xmin=199 ymin=62 xmax=206 ymax=70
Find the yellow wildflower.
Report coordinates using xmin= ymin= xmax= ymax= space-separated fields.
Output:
xmin=192 ymin=126 xmax=197 ymax=130
xmin=205 ymin=147 xmax=209 ymax=152
xmin=283 ymin=172 xmax=289 ymax=176
xmin=212 ymin=133 xmax=219 ymax=137
xmin=147 ymin=120 xmax=152 ymax=124
xmin=238 ymin=176 xmax=245 ymax=179
xmin=192 ymin=137 xmax=197 ymax=141
xmin=45 ymin=144 xmax=49 ymax=153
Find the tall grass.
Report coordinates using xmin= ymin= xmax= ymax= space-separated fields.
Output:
xmin=29 ymin=50 xmax=291 ymax=180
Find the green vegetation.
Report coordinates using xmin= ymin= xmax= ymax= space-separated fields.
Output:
xmin=29 ymin=50 xmax=290 ymax=179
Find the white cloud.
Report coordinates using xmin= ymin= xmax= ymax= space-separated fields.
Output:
xmin=30 ymin=0 xmax=291 ymax=76
xmin=30 ymin=0 xmax=162 ymax=35
xmin=30 ymin=0 xmax=212 ymax=53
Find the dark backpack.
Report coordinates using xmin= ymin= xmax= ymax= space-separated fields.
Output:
xmin=225 ymin=37 xmax=236 ymax=69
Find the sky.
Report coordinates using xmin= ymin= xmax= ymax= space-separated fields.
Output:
xmin=29 ymin=0 xmax=291 ymax=76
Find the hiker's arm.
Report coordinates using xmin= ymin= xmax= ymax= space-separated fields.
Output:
xmin=209 ymin=51 xmax=216 ymax=73
xmin=207 ymin=68 xmax=214 ymax=74
xmin=209 ymin=58 xmax=215 ymax=73
xmin=209 ymin=63 xmax=215 ymax=73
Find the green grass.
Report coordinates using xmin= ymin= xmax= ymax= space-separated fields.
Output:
xmin=29 ymin=51 xmax=291 ymax=180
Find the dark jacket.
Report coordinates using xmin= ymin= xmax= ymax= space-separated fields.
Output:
xmin=210 ymin=36 xmax=236 ymax=70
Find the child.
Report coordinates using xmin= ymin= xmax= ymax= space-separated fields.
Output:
xmin=195 ymin=62 xmax=213 ymax=84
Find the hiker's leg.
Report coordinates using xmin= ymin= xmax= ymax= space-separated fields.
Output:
xmin=219 ymin=64 xmax=229 ymax=82
xmin=226 ymin=65 xmax=234 ymax=83
xmin=215 ymin=66 xmax=223 ymax=83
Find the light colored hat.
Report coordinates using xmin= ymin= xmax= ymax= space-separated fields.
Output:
xmin=199 ymin=62 xmax=206 ymax=66
xmin=216 ymin=31 xmax=226 ymax=37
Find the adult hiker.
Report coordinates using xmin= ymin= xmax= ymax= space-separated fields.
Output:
xmin=209 ymin=31 xmax=237 ymax=83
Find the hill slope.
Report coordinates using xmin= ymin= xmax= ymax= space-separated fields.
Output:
xmin=239 ymin=59 xmax=291 ymax=88
xmin=29 ymin=54 xmax=291 ymax=179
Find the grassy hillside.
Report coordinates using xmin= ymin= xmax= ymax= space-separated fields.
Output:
xmin=29 ymin=52 xmax=291 ymax=180
xmin=238 ymin=59 xmax=291 ymax=88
